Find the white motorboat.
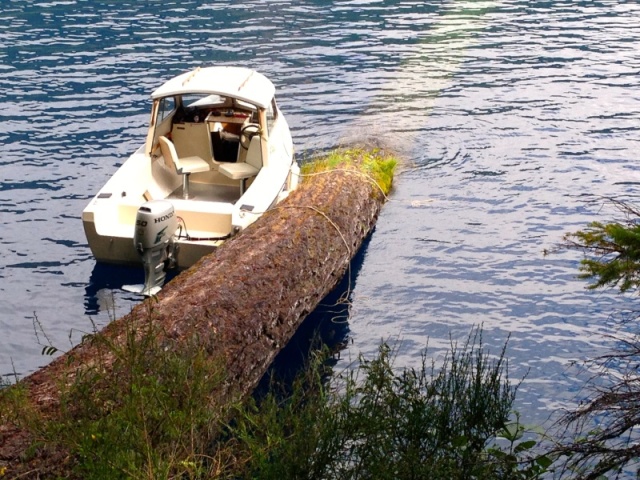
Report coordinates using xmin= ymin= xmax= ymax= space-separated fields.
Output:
xmin=82 ymin=66 xmax=299 ymax=295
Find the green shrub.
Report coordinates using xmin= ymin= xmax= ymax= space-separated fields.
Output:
xmin=3 ymin=320 xmax=551 ymax=479
xmin=230 ymin=329 xmax=549 ymax=479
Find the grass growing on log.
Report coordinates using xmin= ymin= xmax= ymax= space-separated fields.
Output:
xmin=54 ymin=320 xmax=230 ymax=478
xmin=301 ymin=147 xmax=397 ymax=195
xmin=0 ymin=310 xmax=234 ymax=479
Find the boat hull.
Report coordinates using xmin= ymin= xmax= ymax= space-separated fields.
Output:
xmin=82 ymin=66 xmax=298 ymax=271
xmin=82 ymin=213 xmax=224 ymax=269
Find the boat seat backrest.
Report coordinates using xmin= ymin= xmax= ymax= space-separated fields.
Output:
xmin=171 ymin=122 xmax=213 ymax=162
xmin=158 ymin=135 xmax=210 ymax=199
xmin=216 ymin=134 xmax=263 ymax=196
xmin=245 ymin=134 xmax=262 ymax=170
xmin=158 ymin=135 xmax=180 ymax=172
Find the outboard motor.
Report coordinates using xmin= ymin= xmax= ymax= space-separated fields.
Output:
xmin=123 ymin=200 xmax=178 ymax=296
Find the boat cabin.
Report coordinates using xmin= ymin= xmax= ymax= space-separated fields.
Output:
xmin=82 ymin=66 xmax=297 ymax=270
xmin=144 ymin=67 xmax=284 ymax=202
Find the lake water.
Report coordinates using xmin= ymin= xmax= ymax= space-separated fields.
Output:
xmin=1 ymin=0 xmax=639 ymax=427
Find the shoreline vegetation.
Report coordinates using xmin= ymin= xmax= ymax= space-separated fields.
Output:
xmin=2 ymin=323 xmax=544 ymax=479
xmin=2 ymin=156 xmax=639 ymax=478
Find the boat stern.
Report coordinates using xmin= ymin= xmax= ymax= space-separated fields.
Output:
xmin=82 ymin=199 xmax=140 ymax=266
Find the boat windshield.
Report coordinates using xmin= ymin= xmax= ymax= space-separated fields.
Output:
xmin=185 ymin=94 xmax=225 ymax=108
xmin=156 ymin=97 xmax=176 ymax=125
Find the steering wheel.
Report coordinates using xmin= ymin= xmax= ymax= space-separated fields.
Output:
xmin=240 ymin=123 xmax=261 ymax=150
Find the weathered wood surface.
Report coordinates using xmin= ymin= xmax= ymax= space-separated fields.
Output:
xmin=0 ymin=159 xmax=389 ymax=474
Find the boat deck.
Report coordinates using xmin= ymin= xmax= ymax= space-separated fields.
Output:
xmin=168 ymin=183 xmax=241 ymax=203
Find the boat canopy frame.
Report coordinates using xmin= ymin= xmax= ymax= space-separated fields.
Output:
xmin=150 ymin=66 xmax=276 ymax=110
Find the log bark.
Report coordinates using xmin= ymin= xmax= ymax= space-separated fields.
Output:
xmin=0 ymin=155 xmax=389 ymax=475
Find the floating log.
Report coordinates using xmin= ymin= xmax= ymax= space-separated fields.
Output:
xmin=0 ymin=147 xmax=396 ymax=475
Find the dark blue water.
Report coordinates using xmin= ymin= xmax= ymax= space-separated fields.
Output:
xmin=2 ymin=0 xmax=640 ymax=426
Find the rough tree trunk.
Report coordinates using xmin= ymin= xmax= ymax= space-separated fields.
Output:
xmin=0 ymin=153 xmax=391 ymax=475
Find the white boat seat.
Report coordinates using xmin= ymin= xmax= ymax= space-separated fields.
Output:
xmin=218 ymin=162 xmax=259 ymax=180
xmin=218 ymin=134 xmax=262 ymax=195
xmin=158 ymin=135 xmax=210 ymax=199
